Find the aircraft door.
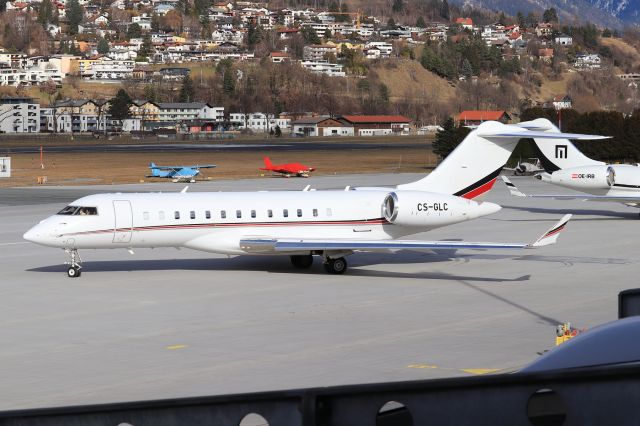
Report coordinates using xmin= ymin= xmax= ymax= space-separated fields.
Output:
xmin=113 ymin=200 xmax=133 ymax=243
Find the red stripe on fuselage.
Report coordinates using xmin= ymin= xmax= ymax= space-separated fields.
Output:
xmin=460 ymin=178 xmax=497 ymax=200
xmin=65 ymin=219 xmax=389 ymax=237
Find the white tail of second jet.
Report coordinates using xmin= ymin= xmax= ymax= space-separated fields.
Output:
xmin=397 ymin=119 xmax=608 ymax=199
xmin=519 ymin=118 xmax=604 ymax=172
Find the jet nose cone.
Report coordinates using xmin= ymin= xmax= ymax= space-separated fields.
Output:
xmin=23 ymin=227 xmax=39 ymax=243
xmin=477 ymin=201 xmax=502 ymax=217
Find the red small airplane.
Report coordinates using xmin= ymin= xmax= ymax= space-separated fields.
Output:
xmin=260 ymin=157 xmax=315 ymax=178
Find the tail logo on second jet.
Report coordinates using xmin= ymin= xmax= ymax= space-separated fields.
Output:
xmin=555 ymin=145 xmax=568 ymax=159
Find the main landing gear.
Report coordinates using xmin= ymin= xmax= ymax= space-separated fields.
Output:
xmin=65 ymin=249 xmax=82 ymax=278
xmin=323 ymin=257 xmax=347 ymax=274
xmin=289 ymin=254 xmax=348 ymax=274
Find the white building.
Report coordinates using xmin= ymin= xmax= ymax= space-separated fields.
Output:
xmin=0 ymin=97 xmax=39 ymax=133
xmin=89 ymin=60 xmax=135 ymax=79
xmin=158 ymin=103 xmax=223 ymax=121
xmin=300 ymin=60 xmax=345 ymax=77
xmin=303 ymin=44 xmax=337 ymax=61
xmin=364 ymin=42 xmax=392 ymax=58
xmin=574 ymin=53 xmax=601 ymax=70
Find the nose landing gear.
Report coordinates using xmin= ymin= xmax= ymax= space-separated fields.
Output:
xmin=65 ymin=249 xmax=82 ymax=278
xmin=323 ymin=257 xmax=347 ymax=274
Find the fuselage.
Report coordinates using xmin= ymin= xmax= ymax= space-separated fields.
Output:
xmin=23 ymin=190 xmax=497 ymax=255
xmin=540 ymin=164 xmax=640 ymax=198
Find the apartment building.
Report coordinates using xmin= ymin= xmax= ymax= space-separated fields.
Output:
xmin=0 ymin=97 xmax=39 ymax=133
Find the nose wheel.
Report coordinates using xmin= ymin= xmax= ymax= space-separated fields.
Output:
xmin=65 ymin=249 xmax=83 ymax=278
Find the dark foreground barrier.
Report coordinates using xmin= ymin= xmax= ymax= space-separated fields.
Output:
xmin=1 ymin=363 xmax=639 ymax=426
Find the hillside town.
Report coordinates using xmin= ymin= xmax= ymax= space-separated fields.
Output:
xmin=0 ymin=0 xmax=637 ymax=135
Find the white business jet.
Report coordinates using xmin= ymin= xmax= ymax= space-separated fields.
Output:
xmin=24 ymin=120 xmax=599 ymax=277
xmin=500 ymin=118 xmax=640 ymax=214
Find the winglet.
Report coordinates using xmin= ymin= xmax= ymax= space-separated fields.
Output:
xmin=528 ymin=214 xmax=572 ymax=247
xmin=501 ymin=176 xmax=526 ymax=197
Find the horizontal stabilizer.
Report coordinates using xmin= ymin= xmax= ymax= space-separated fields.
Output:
xmin=477 ymin=131 xmax=610 ymax=140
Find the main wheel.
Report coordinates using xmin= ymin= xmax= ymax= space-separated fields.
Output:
xmin=290 ymin=254 xmax=313 ymax=269
xmin=323 ymin=257 xmax=347 ymax=274
xmin=67 ymin=266 xmax=81 ymax=278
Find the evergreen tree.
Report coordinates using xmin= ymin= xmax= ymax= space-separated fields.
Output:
xmin=392 ymin=0 xmax=403 ymax=13
xmin=416 ymin=16 xmax=426 ymax=28
xmin=179 ymin=75 xmax=195 ymax=102
xmin=460 ymin=58 xmax=472 ymax=79
xmin=127 ymin=23 xmax=142 ymax=39
xmin=386 ymin=18 xmax=396 ymax=30
xmin=137 ymin=33 xmax=153 ymax=61
xmin=433 ymin=117 xmax=458 ymax=159
xmin=66 ymin=0 xmax=83 ymax=34
xmin=246 ymin=20 xmax=262 ymax=46
xmin=440 ymin=0 xmax=450 ymax=20
xmin=222 ymin=67 xmax=235 ymax=94
xmin=143 ymin=84 xmax=157 ymax=103
xmin=108 ymin=89 xmax=133 ymax=121
xmin=301 ymin=26 xmax=320 ymax=44
xmin=194 ymin=0 xmax=209 ymax=16
xmin=97 ymin=37 xmax=109 ymax=54
xmin=378 ymin=83 xmax=390 ymax=103
xmin=151 ymin=13 xmax=160 ymax=31
xmin=274 ymin=125 xmax=282 ymax=137
xmin=37 ymin=0 xmax=53 ymax=28
xmin=543 ymin=8 xmax=558 ymax=23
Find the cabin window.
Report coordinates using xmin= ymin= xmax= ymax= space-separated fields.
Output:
xmin=313 ymin=209 xmax=318 ymax=217
xmin=175 ymin=211 xmax=180 ymax=220
xmin=221 ymin=210 xmax=226 ymax=219
xmin=283 ymin=209 xmax=288 ymax=218
xmin=297 ymin=209 xmax=302 ymax=217
xmin=251 ymin=210 xmax=256 ymax=218
xmin=205 ymin=210 xmax=211 ymax=219
xmin=159 ymin=211 xmax=165 ymax=220
xmin=143 ymin=211 xmax=149 ymax=220
xmin=326 ymin=208 xmax=332 ymax=217
xmin=267 ymin=209 xmax=273 ymax=218
xmin=236 ymin=210 xmax=242 ymax=218
xmin=190 ymin=211 xmax=195 ymax=219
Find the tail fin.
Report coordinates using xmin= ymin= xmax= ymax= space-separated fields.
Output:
xmin=520 ymin=118 xmax=604 ymax=172
xmin=263 ymin=157 xmax=273 ymax=169
xmin=397 ymin=121 xmax=523 ymax=199
xmin=397 ymin=120 xmax=607 ymax=199
xmin=149 ymin=162 xmax=157 ymax=168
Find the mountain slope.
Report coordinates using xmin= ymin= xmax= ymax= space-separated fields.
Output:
xmin=456 ymin=0 xmax=637 ymax=28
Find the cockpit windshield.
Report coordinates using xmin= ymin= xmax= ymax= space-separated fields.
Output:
xmin=57 ymin=206 xmax=98 ymax=216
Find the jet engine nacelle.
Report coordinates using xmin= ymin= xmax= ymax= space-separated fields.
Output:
xmin=382 ymin=191 xmax=500 ymax=228
xmin=545 ymin=165 xmax=615 ymax=190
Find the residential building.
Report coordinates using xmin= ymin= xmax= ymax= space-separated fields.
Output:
xmin=300 ymin=60 xmax=345 ymax=77
xmin=552 ymin=95 xmax=572 ymax=110
xmin=555 ymin=34 xmax=573 ymax=45
xmin=303 ymin=44 xmax=337 ymax=61
xmin=574 ymin=53 xmax=601 ymax=69
xmin=157 ymin=102 xmax=224 ymax=121
xmin=0 ymin=97 xmax=39 ymax=133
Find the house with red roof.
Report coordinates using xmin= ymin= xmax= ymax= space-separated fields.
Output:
xmin=339 ymin=115 xmax=411 ymax=136
xmin=455 ymin=17 xmax=473 ymax=30
xmin=457 ymin=111 xmax=511 ymax=125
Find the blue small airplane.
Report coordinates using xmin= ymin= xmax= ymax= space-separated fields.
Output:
xmin=147 ymin=162 xmax=217 ymax=183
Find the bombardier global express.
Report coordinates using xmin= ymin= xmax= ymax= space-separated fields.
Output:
xmin=501 ymin=118 xmax=640 ymax=215
xmin=24 ymin=120 xmax=603 ymax=277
